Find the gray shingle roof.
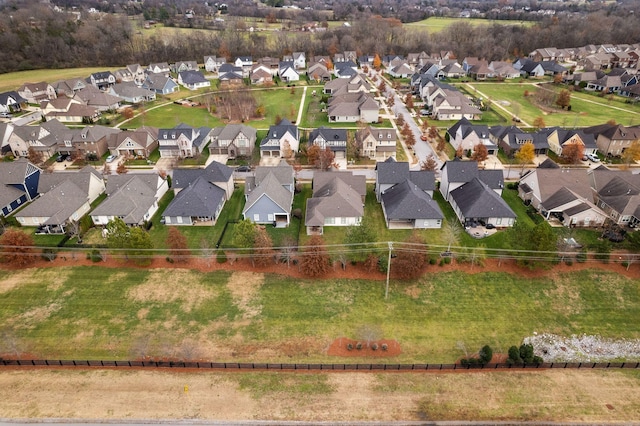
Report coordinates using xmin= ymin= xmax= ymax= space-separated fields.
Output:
xmin=91 ymin=175 xmax=158 ymax=224
xmin=376 ymin=160 xmax=410 ymax=185
xmin=16 ymin=180 xmax=87 ymax=225
xmin=163 ymin=176 xmax=225 ymax=218
xmin=243 ymin=171 xmax=293 ymax=215
xmin=172 ymin=161 xmax=233 ymax=189
xmin=449 ymin=178 xmax=515 ymax=219
xmin=305 ymin=176 xmax=364 ymax=227
xmin=441 ymin=160 xmax=479 ymax=183
xmin=381 ymin=179 xmax=443 ymax=220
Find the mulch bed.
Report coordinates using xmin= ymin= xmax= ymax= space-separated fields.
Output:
xmin=327 ymin=337 xmax=402 ymax=357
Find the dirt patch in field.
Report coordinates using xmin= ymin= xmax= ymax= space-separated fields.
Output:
xmin=127 ymin=269 xmax=216 ymax=312
xmin=0 ymin=268 xmax=71 ymax=294
xmin=226 ymin=271 xmax=264 ymax=319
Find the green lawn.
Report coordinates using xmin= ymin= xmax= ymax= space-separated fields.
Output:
xmin=463 ymin=83 xmax=640 ymax=127
xmin=0 ymin=265 xmax=638 ymax=363
xmin=147 ymin=186 xmax=245 ymax=250
xmin=405 ymin=17 xmax=536 ymax=34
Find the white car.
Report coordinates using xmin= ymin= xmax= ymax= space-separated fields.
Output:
xmin=585 ymin=153 xmax=600 ymax=162
xmin=106 ymin=155 xmax=116 ymax=163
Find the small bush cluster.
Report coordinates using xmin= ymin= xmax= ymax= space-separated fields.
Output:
xmin=507 ymin=343 xmax=543 ymax=365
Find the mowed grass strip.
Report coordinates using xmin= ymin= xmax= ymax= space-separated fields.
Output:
xmin=1 ymin=266 xmax=639 ymax=362
xmin=404 ymin=17 xmax=536 ymax=33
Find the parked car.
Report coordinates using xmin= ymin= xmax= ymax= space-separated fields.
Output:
xmin=235 ymin=165 xmax=252 ymax=173
xmin=585 ymin=153 xmax=600 ymax=162
xmin=0 ymin=112 xmax=12 ymax=118
xmin=56 ymin=154 xmax=69 ymax=162
xmin=106 ymin=154 xmax=116 ymax=163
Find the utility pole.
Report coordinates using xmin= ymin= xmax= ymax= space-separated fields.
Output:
xmin=385 ymin=241 xmax=393 ymax=299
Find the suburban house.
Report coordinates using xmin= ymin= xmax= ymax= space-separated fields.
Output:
xmin=234 ymin=56 xmax=253 ymax=77
xmin=279 ymin=62 xmax=300 ymax=82
xmin=0 ymin=91 xmax=27 ymax=114
xmin=8 ymin=119 xmax=70 ymax=160
xmin=440 ymin=160 xmax=505 ymax=202
xmin=172 ymin=160 xmax=235 ymax=201
xmin=158 ymin=124 xmax=212 ymax=158
xmin=305 ymin=171 xmax=366 ymax=235
xmin=334 ymin=61 xmax=358 ymax=78
xmin=307 ymin=62 xmax=331 ymax=82
xmin=0 ymin=159 xmax=41 ymax=217
xmin=415 ymin=76 xmax=481 ymax=120
xmin=52 ymin=78 xmax=86 ymax=98
xmin=583 ymin=123 xmax=640 ymax=157
xmin=542 ymin=127 xmax=598 ymax=157
xmin=125 ymin=64 xmax=147 ymax=85
xmin=74 ymin=86 xmax=122 ymax=112
xmin=40 ymin=97 xmax=99 ymax=123
xmin=91 ymin=173 xmax=169 ymax=226
xmin=260 ymin=119 xmax=299 ymax=158
xmin=380 ymin=179 xmax=443 ymax=229
xmin=356 ymin=126 xmax=396 ymax=161
xmin=218 ymin=68 xmax=245 ymax=89
xmin=590 ymin=168 xmax=640 ymax=227
xmin=162 ymin=177 xmax=227 ymax=226
xmin=437 ymin=62 xmax=465 ymax=79
xmin=143 ymin=74 xmax=179 ymax=95
xmin=327 ymin=92 xmax=379 ymax=123
xmin=490 ymin=126 xmax=549 ymax=157
xmin=107 ymin=127 xmax=158 ymax=159
xmin=209 ymin=124 xmax=257 ymax=159
xmin=250 ymin=65 xmax=273 ymax=85
xmin=56 ymin=125 xmax=121 ymax=160
xmin=488 ymin=61 xmax=520 ymax=79
xmin=243 ymin=161 xmax=294 ymax=227
xmin=109 ymin=83 xmax=156 ymax=104
xmin=448 ymin=177 xmax=516 ymax=228
xmin=292 ymin=52 xmax=306 ymax=69
xmin=204 ymin=55 xmax=226 ymax=73
xmin=447 ymin=118 xmax=498 ymax=155
xmin=308 ymin=127 xmax=348 ymax=159
xmin=147 ymin=62 xmax=171 ymax=75
xmin=16 ymin=166 xmax=105 ymax=233
xmin=177 ymin=71 xmax=211 ymax=90
xmin=17 ymin=82 xmax=57 ymax=103
xmin=88 ymin=71 xmax=116 ymax=90
xmin=513 ymin=58 xmax=545 ymax=77
xmin=388 ymin=62 xmax=415 ymax=79
xmin=375 ymin=158 xmax=443 ymax=229
xmin=172 ymin=61 xmax=199 ymax=73
xmin=519 ymin=167 xmax=607 ymax=228
xmin=323 ymin=74 xmax=371 ymax=96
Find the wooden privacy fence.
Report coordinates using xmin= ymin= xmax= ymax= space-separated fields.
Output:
xmin=1 ymin=359 xmax=639 ymax=371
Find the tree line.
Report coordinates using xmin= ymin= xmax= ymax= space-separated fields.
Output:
xmin=2 ymin=2 xmax=640 ymax=75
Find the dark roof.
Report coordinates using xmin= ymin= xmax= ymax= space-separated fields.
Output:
xmin=375 ymin=160 xmax=410 ymax=185
xmin=179 ymin=70 xmax=208 ymax=84
xmin=564 ymin=202 xmax=592 ymax=216
xmin=478 ymin=170 xmax=504 ymax=190
xmin=381 ymin=179 xmax=443 ymax=220
xmin=0 ymin=91 xmax=26 ymax=106
xmin=309 ymin=127 xmax=348 ymax=144
xmin=538 ymin=158 xmax=560 ymax=169
xmin=449 ymin=178 xmax=515 ymax=219
xmin=408 ymin=171 xmax=436 ymax=192
xmin=163 ymin=176 xmax=225 ymax=218
xmin=441 ymin=160 xmax=479 ymax=182
xmin=543 ymin=187 xmax=579 ymax=210
xmin=172 ymin=161 xmax=233 ymax=189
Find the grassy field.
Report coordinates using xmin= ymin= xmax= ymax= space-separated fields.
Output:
xmin=0 ymin=67 xmax=121 ymax=93
xmin=0 ymin=265 xmax=639 ymax=364
xmin=405 ymin=17 xmax=536 ymax=34
xmin=464 ymin=82 xmax=640 ymax=127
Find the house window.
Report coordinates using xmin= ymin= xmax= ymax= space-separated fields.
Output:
xmin=7 ymin=205 xmax=12 ymax=213
xmin=325 ymin=217 xmax=335 ymax=225
xmin=177 ymin=216 xmax=183 ymax=224
xmin=341 ymin=217 xmax=347 ymax=224
xmin=253 ymin=214 xmax=260 ymax=222
xmin=496 ymin=218 xmax=502 ymax=225
xmin=268 ymin=214 xmax=274 ymax=221
xmin=65 ymin=141 xmax=72 ymax=147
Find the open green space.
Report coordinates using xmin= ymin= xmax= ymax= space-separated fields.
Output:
xmin=0 ymin=265 xmax=638 ymax=363
xmin=405 ymin=17 xmax=536 ymax=34
xmin=464 ymin=82 xmax=640 ymax=127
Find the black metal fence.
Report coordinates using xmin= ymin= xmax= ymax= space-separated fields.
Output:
xmin=1 ymin=359 xmax=638 ymax=371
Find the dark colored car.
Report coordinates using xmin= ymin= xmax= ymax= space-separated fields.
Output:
xmin=235 ymin=165 xmax=252 ymax=172
xmin=56 ymin=154 xmax=69 ymax=162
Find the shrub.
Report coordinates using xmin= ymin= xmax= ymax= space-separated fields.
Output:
xmin=292 ymin=208 xmax=302 ymax=219
xmin=564 ymin=259 xmax=573 ymax=266
xmin=508 ymin=345 xmax=522 ymax=364
xmin=439 ymin=259 xmax=445 ymax=267
xmin=346 ymin=343 xmax=353 ymax=351
xmin=216 ymin=251 xmax=227 ymax=263
xmin=381 ymin=343 xmax=388 ymax=351
xmin=429 ymin=256 xmax=437 ymax=265
xmin=355 ymin=342 xmax=363 ymax=350
xmin=443 ymin=257 xmax=451 ymax=264
xmin=371 ymin=343 xmax=378 ymax=351
xmin=520 ymin=343 xmax=535 ymax=364
xmin=41 ymin=249 xmax=57 ymax=262
xmin=89 ymin=250 xmax=102 ymax=262
xmin=166 ymin=257 xmax=174 ymax=263
xmin=576 ymin=249 xmax=587 ymax=263
xmin=479 ymin=345 xmax=493 ymax=364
